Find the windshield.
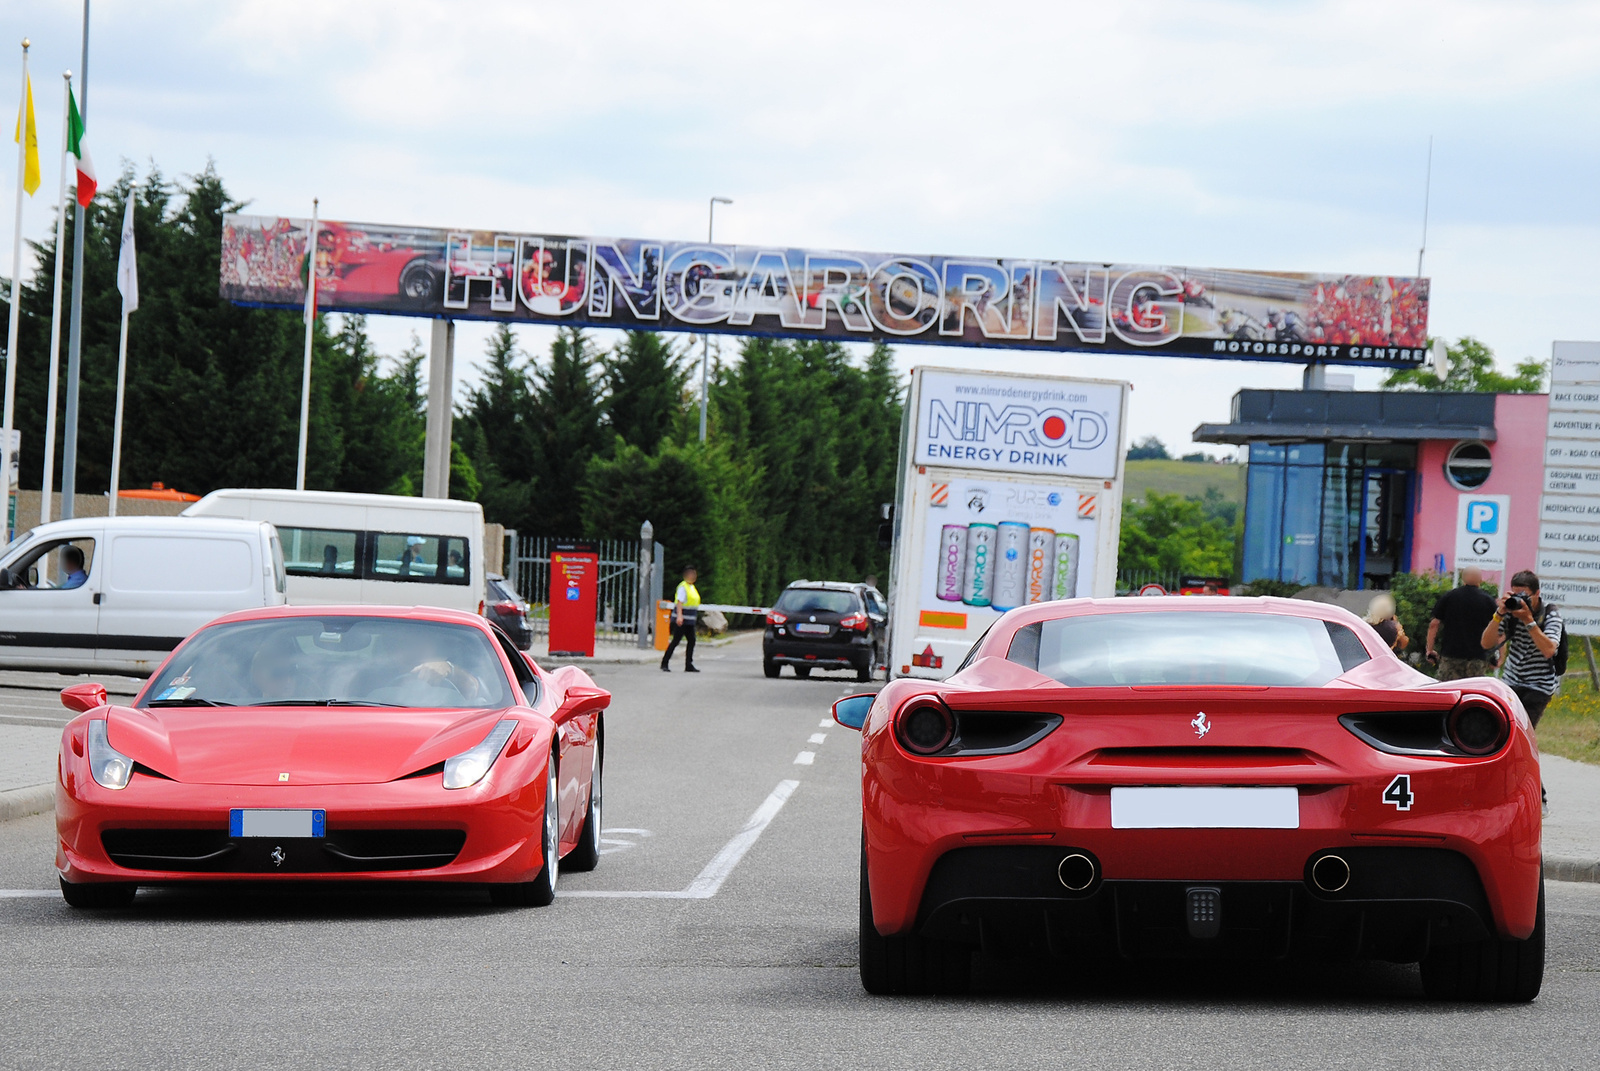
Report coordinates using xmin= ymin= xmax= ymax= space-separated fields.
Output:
xmin=1006 ymin=611 xmax=1367 ymax=687
xmin=775 ymin=588 xmax=858 ymax=615
xmin=141 ymin=616 xmax=515 ymax=709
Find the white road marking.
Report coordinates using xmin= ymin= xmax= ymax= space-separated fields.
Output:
xmin=567 ymin=779 xmax=800 ymax=900
xmin=808 ymin=733 xmax=827 ymax=744
xmin=793 ymin=751 xmax=815 ymax=765
xmin=0 ymin=890 xmax=56 ymax=899
xmin=818 ymin=718 xmax=832 ymax=727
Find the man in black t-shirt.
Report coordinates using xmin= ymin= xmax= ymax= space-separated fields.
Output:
xmin=1426 ymin=567 xmax=1498 ymax=680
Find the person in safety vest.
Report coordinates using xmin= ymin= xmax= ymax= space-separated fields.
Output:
xmin=661 ymin=565 xmax=701 ymax=673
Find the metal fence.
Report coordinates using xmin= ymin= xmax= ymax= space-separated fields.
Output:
xmin=1116 ymin=569 xmax=1184 ymax=595
xmin=507 ymin=536 xmax=665 ymax=646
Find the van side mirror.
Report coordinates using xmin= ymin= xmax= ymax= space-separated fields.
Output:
xmin=833 ymin=693 xmax=874 ymax=730
xmin=61 ymin=682 xmax=109 ymax=713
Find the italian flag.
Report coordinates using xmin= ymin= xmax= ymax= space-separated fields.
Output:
xmin=66 ymin=86 xmax=96 ymax=207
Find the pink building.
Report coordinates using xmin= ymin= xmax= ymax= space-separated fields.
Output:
xmin=1197 ymin=390 xmax=1548 ymax=589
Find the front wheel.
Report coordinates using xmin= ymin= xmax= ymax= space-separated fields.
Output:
xmin=859 ymin=838 xmax=970 ymax=994
xmin=490 ymin=750 xmax=559 ymax=907
xmin=1420 ymin=879 xmax=1544 ymax=1001
xmin=59 ymin=877 xmax=136 ymax=909
xmin=564 ymin=738 xmax=602 ymax=873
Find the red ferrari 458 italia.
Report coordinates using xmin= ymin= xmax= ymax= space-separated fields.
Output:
xmin=55 ymin=606 xmax=606 ymax=908
xmin=835 ymin=597 xmax=1543 ymax=1000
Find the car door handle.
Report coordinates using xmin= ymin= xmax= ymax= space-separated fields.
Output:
xmin=93 ymin=592 xmax=102 ymax=605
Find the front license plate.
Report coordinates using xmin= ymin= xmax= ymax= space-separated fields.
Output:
xmin=795 ymin=623 xmax=830 ymax=634
xmin=1110 ymin=787 xmax=1299 ymax=829
xmin=229 ymin=809 xmax=325 ymax=838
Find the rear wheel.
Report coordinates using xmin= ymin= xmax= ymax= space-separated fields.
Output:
xmin=59 ymin=877 xmax=136 ymax=909
xmin=855 ymin=656 xmax=873 ymax=683
xmin=858 ymin=838 xmax=970 ymax=995
xmin=1420 ymin=879 xmax=1544 ymax=1001
xmin=763 ymin=659 xmax=780 ymax=679
xmin=794 ymin=665 xmax=812 ymax=680
xmin=490 ymin=750 xmax=559 ymax=907
xmin=564 ymin=738 xmax=602 ymax=873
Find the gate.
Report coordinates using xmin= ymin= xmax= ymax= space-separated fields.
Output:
xmin=508 ymin=536 xmax=665 ymax=646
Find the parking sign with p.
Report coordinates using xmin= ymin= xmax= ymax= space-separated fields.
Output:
xmin=1455 ymin=494 xmax=1509 ymax=573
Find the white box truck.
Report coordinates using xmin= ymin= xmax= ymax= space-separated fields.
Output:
xmin=886 ymin=367 xmax=1129 ymax=679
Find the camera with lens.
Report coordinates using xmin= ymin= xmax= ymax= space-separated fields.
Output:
xmin=1504 ymin=593 xmax=1528 ymax=613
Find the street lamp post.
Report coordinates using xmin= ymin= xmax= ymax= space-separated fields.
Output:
xmin=701 ymin=196 xmax=732 ymax=442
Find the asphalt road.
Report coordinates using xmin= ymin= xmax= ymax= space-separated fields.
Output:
xmin=1 ymin=635 xmax=1598 ymax=1070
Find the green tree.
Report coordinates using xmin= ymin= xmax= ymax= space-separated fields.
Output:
xmin=455 ymin=323 xmax=536 ymax=528
xmin=1119 ymin=491 xmax=1236 ymax=575
xmin=529 ymin=327 xmax=604 ymax=535
xmin=1126 ymin=435 xmax=1170 ymax=461
xmin=1383 ymin=336 xmax=1545 ymax=393
xmin=602 ymin=331 xmax=687 ymax=455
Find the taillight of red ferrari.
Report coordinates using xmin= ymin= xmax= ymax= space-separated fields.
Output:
xmin=839 ymin=611 xmax=869 ymax=631
xmin=897 ymin=702 xmax=955 ymax=755
xmin=1447 ymin=699 xmax=1509 ymax=756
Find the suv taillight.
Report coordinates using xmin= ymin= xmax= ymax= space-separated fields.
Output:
xmin=767 ymin=612 xmax=788 ymax=625
xmin=491 ymin=601 xmax=518 ymax=616
xmin=839 ymin=611 xmax=868 ymax=631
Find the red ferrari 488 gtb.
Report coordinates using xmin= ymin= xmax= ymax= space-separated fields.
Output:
xmin=835 ymin=597 xmax=1543 ymax=1000
xmin=56 ymin=606 xmax=606 ymax=908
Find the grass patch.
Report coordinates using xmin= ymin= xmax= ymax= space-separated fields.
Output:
xmin=1124 ymin=459 xmax=1246 ymax=505
xmin=1539 ymin=671 xmax=1600 ymax=765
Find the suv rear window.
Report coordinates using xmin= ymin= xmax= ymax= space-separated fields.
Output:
xmin=775 ymin=588 xmax=859 ymax=615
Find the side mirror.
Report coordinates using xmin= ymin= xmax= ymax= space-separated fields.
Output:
xmin=833 ymin=693 xmax=875 ymax=730
xmin=558 ymin=685 xmax=609 ymax=718
xmin=61 ymin=682 xmax=109 ymax=713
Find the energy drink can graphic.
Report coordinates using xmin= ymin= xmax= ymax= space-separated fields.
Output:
xmin=962 ymin=523 xmax=996 ymax=606
xmin=992 ymin=521 xmax=1030 ymax=611
xmin=937 ymin=525 xmax=968 ymax=602
xmin=1026 ymin=527 xmax=1055 ymax=604
xmin=1052 ymin=532 xmax=1081 ymax=600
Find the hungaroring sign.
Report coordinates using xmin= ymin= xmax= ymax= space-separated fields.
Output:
xmin=220 ymin=214 xmax=1430 ymax=367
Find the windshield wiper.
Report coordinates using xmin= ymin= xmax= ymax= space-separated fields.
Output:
xmin=255 ymin=699 xmax=391 ymax=707
xmin=146 ymin=698 xmax=234 ymax=707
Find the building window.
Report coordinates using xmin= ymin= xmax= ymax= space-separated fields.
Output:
xmin=1444 ymin=441 xmax=1492 ymax=490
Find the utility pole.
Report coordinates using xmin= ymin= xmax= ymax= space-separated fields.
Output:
xmin=61 ymin=0 xmax=90 ymax=518
xmin=701 ymin=196 xmax=732 ymax=442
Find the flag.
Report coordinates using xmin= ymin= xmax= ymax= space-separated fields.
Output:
xmin=117 ymin=195 xmax=138 ymax=314
xmin=66 ymin=86 xmax=95 ymax=206
xmin=13 ymin=71 xmax=38 ymax=196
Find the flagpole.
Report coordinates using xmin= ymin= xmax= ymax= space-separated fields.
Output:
xmin=3 ymin=40 xmax=31 ymax=540
xmin=61 ymin=0 xmax=90 ymax=519
xmin=295 ymin=197 xmax=318 ymax=491
xmin=40 ymin=71 xmax=72 ymax=526
xmin=107 ymin=184 xmax=135 ymax=518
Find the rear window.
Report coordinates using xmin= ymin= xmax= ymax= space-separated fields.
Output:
xmin=776 ymin=588 xmax=859 ymax=615
xmin=1006 ymin=611 xmax=1369 ymax=687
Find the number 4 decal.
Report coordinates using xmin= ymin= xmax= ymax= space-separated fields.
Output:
xmin=1383 ymin=774 xmax=1414 ymax=811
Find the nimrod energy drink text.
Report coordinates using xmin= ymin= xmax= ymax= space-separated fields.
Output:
xmin=1051 ymin=532 xmax=1080 ymax=600
xmin=962 ymin=523 xmax=997 ymax=606
xmin=937 ymin=525 xmax=967 ymax=602
xmin=1026 ymin=527 xmax=1055 ymax=604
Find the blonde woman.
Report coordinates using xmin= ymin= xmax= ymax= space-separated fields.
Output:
xmin=1365 ymin=593 xmax=1408 ymax=654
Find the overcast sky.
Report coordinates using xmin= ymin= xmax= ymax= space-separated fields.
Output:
xmin=5 ymin=0 xmax=1598 ymax=457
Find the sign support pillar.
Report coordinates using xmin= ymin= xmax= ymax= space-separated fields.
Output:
xmin=423 ymin=317 xmax=455 ymax=498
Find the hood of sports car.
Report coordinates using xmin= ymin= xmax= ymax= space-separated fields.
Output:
xmin=104 ymin=705 xmax=521 ymax=786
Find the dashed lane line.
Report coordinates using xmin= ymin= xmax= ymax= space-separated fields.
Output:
xmin=793 ymin=751 xmax=815 ymax=765
xmin=808 ymin=733 xmax=827 ymax=744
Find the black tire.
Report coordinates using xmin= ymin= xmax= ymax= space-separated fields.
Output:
xmin=794 ymin=665 xmax=812 ymax=680
xmin=564 ymin=735 xmax=602 ymax=873
xmin=859 ymin=838 xmax=971 ymax=995
xmin=855 ymin=657 xmax=872 ymax=683
xmin=1420 ymin=879 xmax=1544 ymax=1001
xmin=490 ymin=750 xmax=559 ymax=907
xmin=398 ymin=259 xmax=440 ymax=302
xmin=59 ymin=877 xmax=136 ymax=909
xmin=763 ymin=659 xmax=780 ymax=679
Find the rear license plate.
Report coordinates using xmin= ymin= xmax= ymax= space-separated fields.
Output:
xmin=795 ymin=623 xmax=830 ymax=634
xmin=1110 ymin=787 xmax=1298 ymax=829
xmin=229 ymin=809 xmax=325 ymax=838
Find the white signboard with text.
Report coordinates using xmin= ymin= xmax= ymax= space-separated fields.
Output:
xmin=1539 ymin=341 xmax=1600 ymax=634
xmin=1455 ymin=494 xmax=1510 ymax=573
xmin=911 ymin=369 xmax=1125 ymax=479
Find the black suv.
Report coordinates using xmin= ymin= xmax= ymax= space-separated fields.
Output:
xmin=763 ymin=581 xmax=887 ymax=681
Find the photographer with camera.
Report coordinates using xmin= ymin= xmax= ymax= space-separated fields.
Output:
xmin=1479 ymin=570 xmax=1565 ymax=727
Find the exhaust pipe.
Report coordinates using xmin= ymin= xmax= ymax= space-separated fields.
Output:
xmin=1057 ymin=853 xmax=1096 ymax=892
xmin=1311 ymin=853 xmax=1351 ymax=893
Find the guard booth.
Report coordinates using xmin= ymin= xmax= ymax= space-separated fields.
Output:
xmin=548 ymin=541 xmax=598 ymax=657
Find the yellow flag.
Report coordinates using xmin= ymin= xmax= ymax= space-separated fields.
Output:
xmin=13 ymin=72 xmax=39 ymax=196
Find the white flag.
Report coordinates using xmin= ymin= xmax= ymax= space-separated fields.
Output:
xmin=117 ymin=195 xmax=138 ymax=314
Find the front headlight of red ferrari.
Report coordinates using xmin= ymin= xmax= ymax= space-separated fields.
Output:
xmin=443 ymin=720 xmax=518 ymax=790
xmin=87 ymin=720 xmax=134 ymax=790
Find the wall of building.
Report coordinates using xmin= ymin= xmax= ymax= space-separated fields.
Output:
xmin=1412 ymin=392 xmax=1548 ymax=582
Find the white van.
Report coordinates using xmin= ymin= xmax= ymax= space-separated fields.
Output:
xmin=0 ymin=516 xmax=286 ymax=675
xmin=183 ymin=489 xmax=485 ymax=613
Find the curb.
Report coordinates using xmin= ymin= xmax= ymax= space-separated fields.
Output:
xmin=0 ymin=784 xmax=53 ymax=824
xmin=1545 ymin=856 xmax=1600 ymax=884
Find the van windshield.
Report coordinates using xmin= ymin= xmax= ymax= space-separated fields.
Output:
xmin=140 ymin=617 xmax=514 ymax=710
